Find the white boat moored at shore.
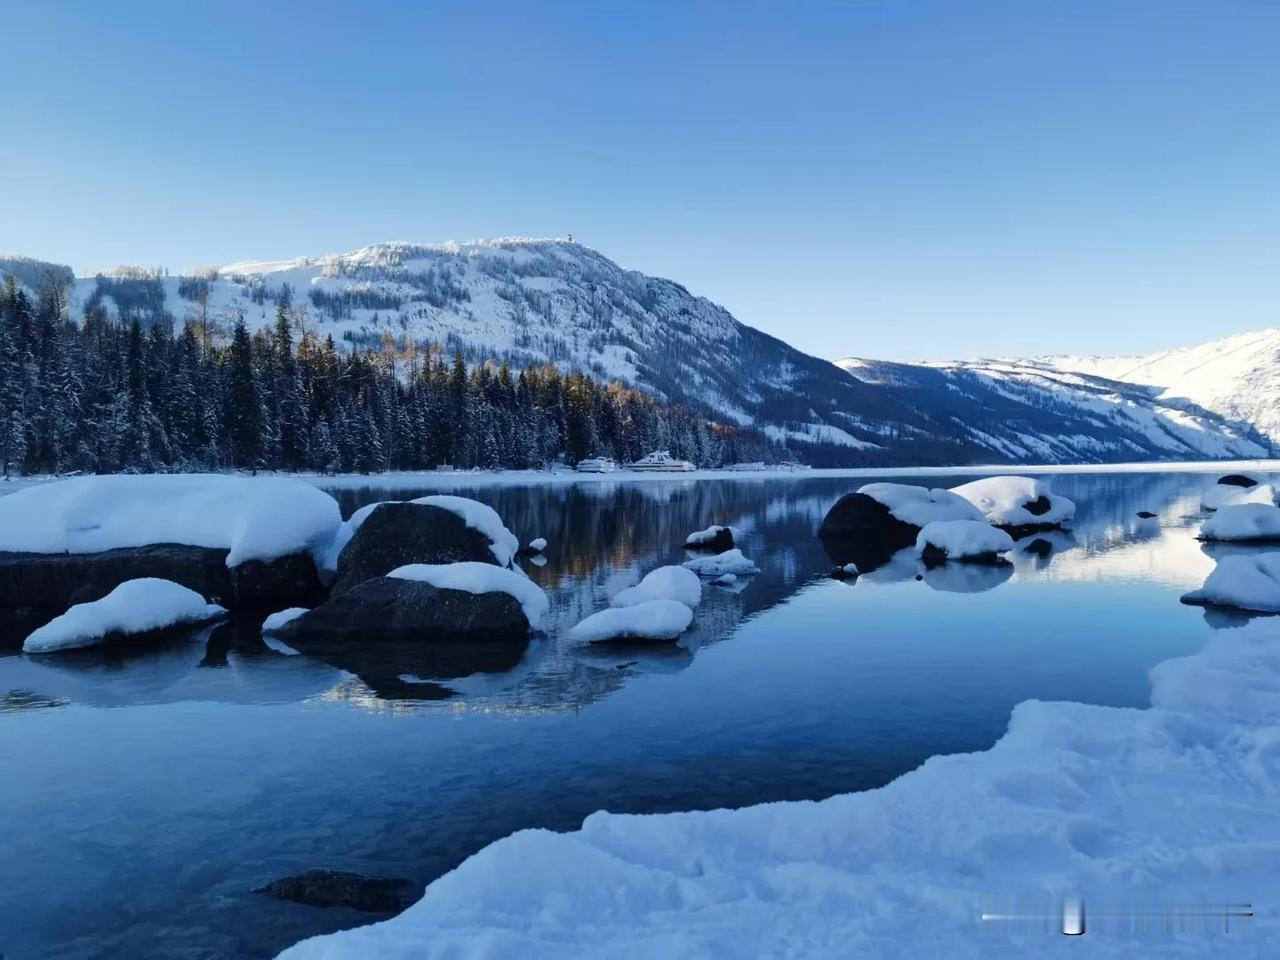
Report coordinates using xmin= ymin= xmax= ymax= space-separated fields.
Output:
xmin=625 ymin=451 xmax=696 ymax=472
xmin=575 ymin=457 xmax=620 ymax=473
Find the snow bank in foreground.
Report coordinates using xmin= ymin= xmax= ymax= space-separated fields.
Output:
xmin=388 ymin=562 xmax=548 ymax=628
xmin=322 ymin=495 xmax=519 ymax=570
xmin=949 ymin=476 xmax=1075 ymax=527
xmin=23 ymin=579 xmax=226 ymax=653
xmin=612 ymin=566 xmax=703 ymax=609
xmin=1199 ymin=503 xmax=1280 ymax=541
xmin=915 ymin=520 xmax=1014 ymax=560
xmin=262 ymin=607 xmax=309 ymax=633
xmin=278 ymin=618 xmax=1280 ymax=959
xmin=0 ymin=474 xmax=340 ymax=567
xmin=568 ymin=600 xmax=693 ymax=644
xmin=857 ymin=482 xmax=985 ymax=526
xmin=1183 ymin=553 xmax=1280 ymax=613
xmin=682 ymin=549 xmax=760 ymax=576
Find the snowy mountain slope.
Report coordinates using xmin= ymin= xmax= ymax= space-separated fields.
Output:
xmin=8 ymin=240 xmax=1275 ymax=465
xmin=61 ymin=239 xmax=994 ymax=466
xmin=1038 ymin=328 xmax=1280 ymax=444
xmin=837 ymin=356 xmax=1269 ymax=462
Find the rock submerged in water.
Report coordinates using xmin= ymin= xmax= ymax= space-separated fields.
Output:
xmin=255 ymin=869 xmax=418 ymax=913
xmin=0 ymin=544 xmax=322 ymax=612
xmin=280 ymin=576 xmax=534 ymax=644
xmin=331 ymin=502 xmax=500 ymax=597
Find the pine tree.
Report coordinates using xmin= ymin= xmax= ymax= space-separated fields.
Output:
xmin=228 ymin=316 xmax=263 ymax=470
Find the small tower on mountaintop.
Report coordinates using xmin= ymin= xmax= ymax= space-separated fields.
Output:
xmin=566 ymin=233 xmax=574 ymax=243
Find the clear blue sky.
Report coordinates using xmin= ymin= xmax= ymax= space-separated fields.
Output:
xmin=3 ymin=0 xmax=1277 ymax=361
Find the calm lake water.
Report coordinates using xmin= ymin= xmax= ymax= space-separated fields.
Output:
xmin=0 ymin=469 xmax=1261 ymax=959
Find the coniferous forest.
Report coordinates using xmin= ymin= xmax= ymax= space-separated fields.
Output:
xmin=0 ymin=274 xmax=780 ymax=477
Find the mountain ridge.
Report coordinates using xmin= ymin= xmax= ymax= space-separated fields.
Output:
xmin=3 ymin=241 xmax=1274 ymax=466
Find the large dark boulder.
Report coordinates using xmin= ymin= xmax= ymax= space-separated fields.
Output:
xmin=1218 ymin=474 xmax=1258 ymax=488
xmin=255 ymin=870 xmax=418 ymax=913
xmin=230 ymin=553 xmax=326 ymax=606
xmin=0 ymin=544 xmax=323 ymax=612
xmin=331 ymin=502 xmax=498 ymax=597
xmin=281 ymin=576 xmax=531 ymax=644
xmin=818 ymin=493 xmax=919 ymax=574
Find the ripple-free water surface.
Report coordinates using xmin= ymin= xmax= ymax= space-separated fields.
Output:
xmin=0 ymin=470 xmax=1258 ymax=959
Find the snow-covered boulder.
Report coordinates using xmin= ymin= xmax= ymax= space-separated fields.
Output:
xmin=0 ymin=474 xmax=339 ymax=566
xmin=330 ymin=501 xmax=506 ymax=597
xmin=262 ymin=607 xmax=308 ymax=633
xmin=820 ymin=483 xmax=986 ymax=574
xmin=1201 ymin=474 xmax=1272 ymax=510
xmin=1182 ymin=553 xmax=1280 ymax=613
xmin=684 ymin=525 xmax=736 ymax=552
xmin=1199 ymin=503 xmax=1280 ymax=542
xmin=324 ymin=495 xmax=519 ymax=573
xmin=682 ymin=549 xmax=760 ymax=577
xmin=0 ymin=475 xmax=338 ymax=609
xmin=949 ymin=476 xmax=1074 ymax=535
xmin=281 ymin=563 xmax=547 ymax=644
xmin=915 ymin=520 xmax=1014 ymax=565
xmin=612 ymin=566 xmax=702 ymax=609
xmin=527 ymin=537 xmax=548 ymax=554
xmin=822 ymin=483 xmax=983 ymax=541
xmin=22 ymin=579 xmax=226 ymax=654
xmin=568 ymin=599 xmax=693 ymax=645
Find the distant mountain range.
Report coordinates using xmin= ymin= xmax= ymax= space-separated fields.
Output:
xmin=2 ymin=242 xmax=1274 ymax=466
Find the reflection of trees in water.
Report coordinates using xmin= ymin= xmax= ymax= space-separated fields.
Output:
xmin=14 ymin=472 xmax=1241 ymax=716
xmin=0 ymin=689 xmax=68 ymax=713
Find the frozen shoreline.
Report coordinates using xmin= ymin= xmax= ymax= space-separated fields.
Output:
xmin=279 ymin=615 xmax=1280 ymax=958
xmin=6 ymin=458 xmax=1279 ymax=498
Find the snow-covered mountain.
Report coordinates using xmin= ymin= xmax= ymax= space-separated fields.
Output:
xmin=8 ymin=239 xmax=1276 ymax=465
xmin=1038 ymin=330 xmax=1280 ymax=445
xmin=59 ymin=239 xmax=996 ymax=466
xmin=836 ymin=354 xmax=1270 ymax=462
